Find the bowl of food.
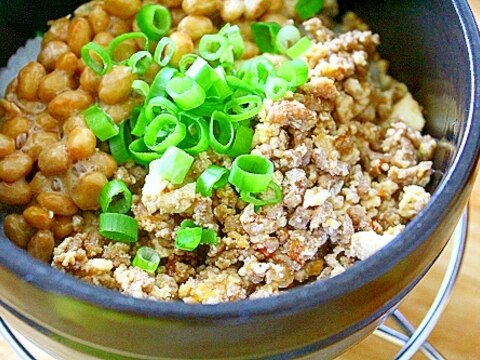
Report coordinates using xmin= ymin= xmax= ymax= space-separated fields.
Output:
xmin=0 ymin=0 xmax=479 ymax=358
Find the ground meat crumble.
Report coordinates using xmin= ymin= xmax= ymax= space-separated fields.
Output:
xmin=49 ymin=8 xmax=436 ymax=304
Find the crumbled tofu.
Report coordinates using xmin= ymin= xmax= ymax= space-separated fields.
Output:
xmin=399 ymin=185 xmax=431 ymax=219
xmin=303 ymin=187 xmax=331 ymax=208
xmin=388 ymin=93 xmax=426 ymax=131
xmin=349 ymin=225 xmax=405 ymax=260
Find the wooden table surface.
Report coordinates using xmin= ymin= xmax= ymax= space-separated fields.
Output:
xmin=2 ymin=2 xmax=480 ymax=359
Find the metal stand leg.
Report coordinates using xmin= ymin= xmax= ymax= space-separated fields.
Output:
xmin=375 ymin=208 xmax=468 ymax=359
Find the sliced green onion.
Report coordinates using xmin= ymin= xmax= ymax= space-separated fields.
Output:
xmin=250 ymin=56 xmax=276 ymax=84
xmin=128 ymin=51 xmax=153 ymax=75
xmin=81 ymin=42 xmax=112 ymax=76
xmin=166 ymin=77 xmax=206 ymax=111
xmin=132 ymin=247 xmax=160 ymax=272
xmin=226 ymin=126 xmax=254 ymax=157
xmin=131 ymin=108 xmax=148 ymax=137
xmin=265 ymin=77 xmax=290 ymax=100
xmin=178 ymin=113 xmax=209 ymax=155
xmin=208 ymin=67 xmax=233 ymax=100
xmin=277 ymin=59 xmax=309 ymax=87
xmin=107 ymin=32 xmax=150 ymax=63
xmin=175 ymin=227 xmax=202 ymax=251
xmin=251 ymin=22 xmax=282 ymax=54
xmin=200 ymin=228 xmax=217 ymax=245
xmin=145 ymin=96 xmax=179 ymax=121
xmin=179 ymin=54 xmax=199 ymax=73
xmin=129 ymin=138 xmax=162 ymax=165
xmin=190 ymin=97 xmax=225 ymax=117
xmin=109 ymin=122 xmax=132 ymax=164
xmin=185 ymin=57 xmax=216 ymax=92
xmin=132 ymin=80 xmax=150 ymax=97
xmin=136 ymin=4 xmax=172 ymax=41
xmin=154 ymin=37 xmax=176 ymax=66
xmin=180 ymin=219 xmax=196 ymax=229
xmin=98 ymin=180 xmax=132 ymax=214
xmin=219 ymin=24 xmax=245 ymax=59
xmin=228 ymin=154 xmax=274 ymax=193
xmin=178 ymin=220 xmax=218 ymax=246
xmin=295 ymin=0 xmax=324 ymax=20
xmin=286 ymin=36 xmax=312 ymax=59
xmin=83 ymin=104 xmax=119 ymax=141
xmin=99 ymin=213 xmax=138 ymax=243
xmin=240 ymin=181 xmax=282 ymax=206
xmin=226 ymin=75 xmax=261 ymax=94
xmin=199 ymin=34 xmax=228 ymax=61
xmin=150 ymin=146 xmax=194 ymax=184
xmin=146 ymin=67 xmax=177 ymax=101
xmin=209 ymin=111 xmax=235 ymax=154
xmin=196 ymin=165 xmax=229 ymax=197
xmin=224 ymin=95 xmax=263 ymax=122
xmin=144 ymin=114 xmax=186 ymax=153
xmin=275 ymin=25 xmax=301 ymax=55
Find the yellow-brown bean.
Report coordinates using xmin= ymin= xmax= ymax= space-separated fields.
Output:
xmin=68 ymin=17 xmax=92 ymax=56
xmin=102 ymin=101 xmax=136 ymax=124
xmin=241 ymin=41 xmax=260 ymax=59
xmin=89 ymin=151 xmax=117 ymax=178
xmin=48 ymin=90 xmax=93 ymax=120
xmin=169 ymin=31 xmax=194 ymax=67
xmin=62 ymin=116 xmax=86 ymax=134
xmin=105 ymin=0 xmax=142 ymax=19
xmin=3 ymin=214 xmax=35 ymax=248
xmin=55 ymin=51 xmax=78 ymax=75
xmin=35 ymin=113 xmax=59 ymax=132
xmin=159 ymin=0 xmax=183 ymax=7
xmin=0 ymin=134 xmax=15 ymax=158
xmin=27 ymin=230 xmax=55 ymax=262
xmin=143 ymin=62 xmax=161 ymax=84
xmin=260 ymin=13 xmax=288 ymax=25
xmin=88 ymin=5 xmax=111 ymax=34
xmin=42 ymin=17 xmax=69 ymax=45
xmin=23 ymin=206 xmax=53 ymax=230
xmin=71 ymin=171 xmax=108 ymax=210
xmin=220 ymin=0 xmax=245 ymax=22
xmin=233 ymin=20 xmax=254 ymax=41
xmin=93 ymin=31 xmax=115 ymax=48
xmin=0 ymin=117 xmax=31 ymax=140
xmin=67 ymin=127 xmax=97 ymax=160
xmin=17 ymin=62 xmax=46 ymax=101
xmin=170 ymin=8 xmax=187 ymax=27
xmin=107 ymin=16 xmax=132 ymax=36
xmin=38 ymin=143 xmax=70 ymax=175
xmin=182 ymin=0 xmax=218 ymax=16
xmin=52 ymin=216 xmax=74 ymax=239
xmin=38 ymin=40 xmax=70 ymax=71
xmin=38 ymin=70 xmax=76 ymax=103
xmin=267 ymin=0 xmax=283 ymax=13
xmin=37 ymin=192 xmax=79 ymax=216
xmin=98 ymin=66 xmax=133 ymax=105
xmin=0 ymin=151 xmax=33 ymax=182
xmin=0 ymin=178 xmax=32 ymax=205
xmin=244 ymin=0 xmax=269 ymax=19
xmin=110 ymin=39 xmax=138 ymax=63
xmin=30 ymin=173 xmax=55 ymax=195
xmin=23 ymin=131 xmax=59 ymax=161
xmin=79 ymin=67 xmax=102 ymax=94
xmin=177 ymin=16 xmax=214 ymax=41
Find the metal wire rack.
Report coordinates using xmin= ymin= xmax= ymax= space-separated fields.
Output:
xmin=0 ymin=209 xmax=468 ymax=360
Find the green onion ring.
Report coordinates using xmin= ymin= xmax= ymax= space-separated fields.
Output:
xmin=209 ymin=111 xmax=235 ymax=154
xmin=228 ymin=154 xmax=274 ymax=193
xmin=99 ymin=213 xmax=138 ymax=243
xmin=132 ymin=247 xmax=161 ymax=272
xmin=144 ymin=113 xmax=187 ymax=153
xmin=196 ymin=165 xmax=229 ymax=197
xmin=98 ymin=179 xmax=133 ymax=214
xmin=154 ymin=37 xmax=176 ymax=66
xmin=81 ymin=42 xmax=112 ymax=76
xmin=136 ymin=4 xmax=172 ymax=41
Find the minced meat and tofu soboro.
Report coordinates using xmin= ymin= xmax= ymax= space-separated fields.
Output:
xmin=0 ymin=0 xmax=435 ymax=304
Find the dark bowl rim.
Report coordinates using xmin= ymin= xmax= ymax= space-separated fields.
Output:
xmin=1 ymin=0 xmax=479 ymax=321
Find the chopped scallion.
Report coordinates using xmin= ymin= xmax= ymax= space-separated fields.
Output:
xmin=83 ymin=104 xmax=119 ymax=141
xmin=99 ymin=213 xmax=138 ymax=243
xmin=98 ymin=180 xmax=132 ymax=214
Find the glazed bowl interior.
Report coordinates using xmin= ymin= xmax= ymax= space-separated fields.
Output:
xmin=0 ymin=0 xmax=479 ymax=359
